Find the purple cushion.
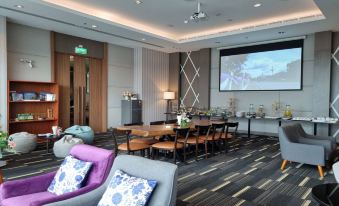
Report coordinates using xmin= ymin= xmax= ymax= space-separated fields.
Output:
xmin=2 ymin=191 xmax=55 ymax=206
xmin=70 ymin=144 xmax=114 ymax=185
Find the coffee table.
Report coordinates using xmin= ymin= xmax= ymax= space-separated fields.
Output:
xmin=37 ymin=134 xmax=61 ymax=153
xmin=312 ymin=183 xmax=339 ymax=206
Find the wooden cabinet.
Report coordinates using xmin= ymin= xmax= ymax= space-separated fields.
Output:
xmin=7 ymin=81 xmax=59 ymax=134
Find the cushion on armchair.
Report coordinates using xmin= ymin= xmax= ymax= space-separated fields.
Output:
xmin=98 ymin=170 xmax=157 ymax=206
xmin=48 ymin=155 xmax=93 ymax=195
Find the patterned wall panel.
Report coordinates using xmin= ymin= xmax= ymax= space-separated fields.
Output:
xmin=141 ymin=48 xmax=169 ymax=124
xmin=180 ymin=49 xmax=211 ymax=109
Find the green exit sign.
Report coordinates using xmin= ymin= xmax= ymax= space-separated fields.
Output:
xmin=75 ymin=46 xmax=88 ymax=55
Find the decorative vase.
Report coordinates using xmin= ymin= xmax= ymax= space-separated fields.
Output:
xmin=180 ymin=120 xmax=188 ymax=128
xmin=177 ymin=115 xmax=182 ymax=125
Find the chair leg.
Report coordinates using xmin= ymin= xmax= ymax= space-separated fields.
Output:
xmin=224 ymin=140 xmax=227 ymax=154
xmin=211 ymin=142 xmax=214 ymax=156
xmin=146 ymin=148 xmax=150 ymax=159
xmin=281 ymin=160 xmax=288 ymax=171
xmin=183 ymin=146 xmax=186 ymax=163
xmin=195 ymin=144 xmax=198 ymax=161
xmin=205 ymin=141 xmax=208 ymax=159
xmin=318 ymin=165 xmax=324 ymax=177
xmin=174 ymin=149 xmax=177 ymax=163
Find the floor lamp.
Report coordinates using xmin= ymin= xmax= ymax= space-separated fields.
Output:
xmin=163 ymin=92 xmax=175 ymax=121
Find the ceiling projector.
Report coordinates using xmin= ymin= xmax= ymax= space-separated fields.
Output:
xmin=186 ymin=2 xmax=208 ymax=23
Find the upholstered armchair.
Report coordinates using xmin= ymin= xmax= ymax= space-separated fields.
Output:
xmin=0 ymin=144 xmax=114 ymax=206
xmin=279 ymin=123 xmax=336 ymax=177
xmin=44 ymin=155 xmax=178 ymax=206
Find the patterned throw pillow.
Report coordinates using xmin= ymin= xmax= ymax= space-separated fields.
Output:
xmin=48 ymin=155 xmax=93 ymax=195
xmin=98 ymin=170 xmax=157 ymax=206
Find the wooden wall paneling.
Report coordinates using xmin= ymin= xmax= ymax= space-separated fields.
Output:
xmin=55 ymin=53 xmax=70 ymax=129
xmin=89 ymin=58 xmax=103 ymax=132
xmin=50 ymin=31 xmax=55 ymax=82
xmin=74 ymin=56 xmax=86 ymax=125
xmin=101 ymin=43 xmax=108 ymax=131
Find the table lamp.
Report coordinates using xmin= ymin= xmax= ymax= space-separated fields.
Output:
xmin=164 ymin=91 xmax=175 ymax=121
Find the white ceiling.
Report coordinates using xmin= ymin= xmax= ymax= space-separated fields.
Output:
xmin=0 ymin=0 xmax=338 ymax=53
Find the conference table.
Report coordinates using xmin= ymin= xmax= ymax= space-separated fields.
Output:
xmin=117 ymin=119 xmax=224 ymax=137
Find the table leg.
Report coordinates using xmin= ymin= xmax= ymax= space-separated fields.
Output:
xmin=279 ymin=120 xmax=282 ymax=127
xmin=314 ymin=123 xmax=317 ymax=136
xmin=248 ymin=118 xmax=251 ymax=138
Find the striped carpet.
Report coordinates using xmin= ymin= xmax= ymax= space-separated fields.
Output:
xmin=1 ymin=133 xmax=336 ymax=206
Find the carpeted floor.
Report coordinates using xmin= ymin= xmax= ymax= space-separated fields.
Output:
xmin=1 ymin=133 xmax=336 ymax=206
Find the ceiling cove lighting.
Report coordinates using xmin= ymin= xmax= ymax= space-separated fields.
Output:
xmin=135 ymin=0 xmax=143 ymax=5
xmin=254 ymin=3 xmax=262 ymax=8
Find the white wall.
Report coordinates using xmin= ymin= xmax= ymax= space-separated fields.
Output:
xmin=210 ymin=35 xmax=315 ymax=134
xmin=0 ymin=16 xmax=7 ymax=131
xmin=7 ymin=22 xmax=51 ymax=82
xmin=107 ymin=44 xmax=134 ymax=127
xmin=141 ymin=48 xmax=169 ymax=124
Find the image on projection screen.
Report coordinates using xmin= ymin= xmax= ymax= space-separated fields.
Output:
xmin=220 ymin=48 xmax=302 ymax=91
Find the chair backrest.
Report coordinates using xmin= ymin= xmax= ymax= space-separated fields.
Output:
xmin=165 ymin=119 xmax=177 ymax=124
xmin=225 ymin=122 xmax=239 ymax=135
xmin=150 ymin=120 xmax=165 ymax=125
xmin=173 ymin=127 xmax=190 ymax=146
xmin=107 ymin=155 xmax=178 ymax=206
xmin=294 ymin=123 xmax=308 ymax=138
xmin=111 ymin=128 xmax=131 ymax=155
xmin=210 ymin=122 xmax=226 ymax=140
xmin=279 ymin=124 xmax=300 ymax=143
xmin=123 ymin=122 xmax=143 ymax=126
xmin=69 ymin=144 xmax=114 ymax=186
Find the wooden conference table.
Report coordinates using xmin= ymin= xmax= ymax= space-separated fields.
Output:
xmin=117 ymin=119 xmax=224 ymax=137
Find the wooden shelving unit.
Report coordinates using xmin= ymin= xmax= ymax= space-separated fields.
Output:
xmin=7 ymin=81 xmax=59 ymax=134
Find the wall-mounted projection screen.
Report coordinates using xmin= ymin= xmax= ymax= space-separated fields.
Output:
xmin=219 ymin=40 xmax=303 ymax=91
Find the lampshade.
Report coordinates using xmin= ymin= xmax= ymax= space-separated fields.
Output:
xmin=163 ymin=91 xmax=175 ymax=100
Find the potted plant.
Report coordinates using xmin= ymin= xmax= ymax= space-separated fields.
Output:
xmin=0 ymin=131 xmax=16 ymax=158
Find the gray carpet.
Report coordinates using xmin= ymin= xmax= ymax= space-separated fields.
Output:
xmin=1 ymin=133 xmax=336 ymax=206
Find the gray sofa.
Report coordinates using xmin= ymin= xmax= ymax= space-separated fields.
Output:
xmin=279 ymin=123 xmax=336 ymax=177
xmin=45 ymin=155 xmax=178 ymax=206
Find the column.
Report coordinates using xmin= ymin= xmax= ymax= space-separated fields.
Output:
xmin=0 ymin=16 xmax=7 ymax=131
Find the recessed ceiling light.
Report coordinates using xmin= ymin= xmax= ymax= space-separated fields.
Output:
xmin=91 ymin=25 xmax=97 ymax=28
xmin=215 ymin=13 xmax=222 ymax=17
xmin=135 ymin=0 xmax=143 ymax=5
xmin=278 ymin=31 xmax=285 ymax=34
xmin=141 ymin=38 xmax=146 ymax=41
xmin=227 ymin=18 xmax=233 ymax=22
xmin=14 ymin=5 xmax=24 ymax=9
xmin=215 ymin=41 xmax=221 ymax=44
xmin=254 ymin=3 xmax=262 ymax=7
xmin=167 ymin=24 xmax=174 ymax=28
xmin=184 ymin=20 xmax=189 ymax=24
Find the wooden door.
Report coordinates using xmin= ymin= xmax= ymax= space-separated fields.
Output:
xmin=89 ymin=58 xmax=103 ymax=132
xmin=73 ymin=56 xmax=86 ymax=125
xmin=55 ymin=53 xmax=70 ymax=129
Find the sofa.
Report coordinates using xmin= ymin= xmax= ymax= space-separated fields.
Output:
xmin=44 ymin=155 xmax=178 ymax=206
xmin=279 ymin=123 xmax=336 ymax=177
xmin=0 ymin=145 xmax=114 ymax=206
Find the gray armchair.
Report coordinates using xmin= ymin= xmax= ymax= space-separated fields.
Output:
xmin=279 ymin=123 xmax=336 ymax=177
xmin=46 ymin=155 xmax=178 ymax=206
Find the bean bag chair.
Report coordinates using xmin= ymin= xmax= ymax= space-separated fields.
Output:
xmin=53 ymin=135 xmax=84 ymax=158
xmin=9 ymin=132 xmax=37 ymax=153
xmin=65 ymin=125 xmax=94 ymax=144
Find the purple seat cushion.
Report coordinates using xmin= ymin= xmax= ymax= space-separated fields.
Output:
xmin=2 ymin=191 xmax=55 ymax=206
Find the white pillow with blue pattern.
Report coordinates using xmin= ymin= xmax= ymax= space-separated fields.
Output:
xmin=48 ymin=155 xmax=93 ymax=195
xmin=98 ymin=170 xmax=157 ymax=206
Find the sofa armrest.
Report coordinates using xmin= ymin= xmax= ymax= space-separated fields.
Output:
xmin=0 ymin=172 xmax=56 ymax=200
xmin=286 ymin=142 xmax=325 ymax=166
xmin=43 ymin=183 xmax=107 ymax=206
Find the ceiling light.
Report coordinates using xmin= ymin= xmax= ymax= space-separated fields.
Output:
xmin=254 ymin=3 xmax=262 ymax=8
xmin=135 ymin=0 xmax=143 ymax=5
xmin=278 ymin=31 xmax=285 ymax=34
xmin=184 ymin=20 xmax=189 ymax=24
xmin=91 ymin=25 xmax=97 ymax=28
xmin=14 ymin=5 xmax=24 ymax=9
xmin=141 ymin=38 xmax=146 ymax=41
